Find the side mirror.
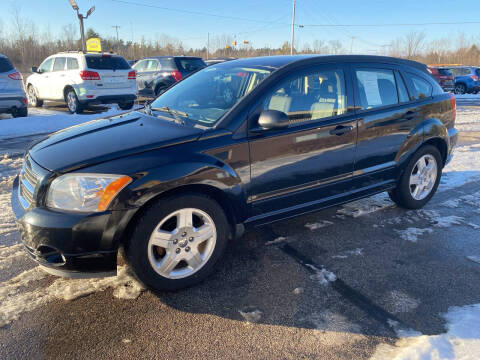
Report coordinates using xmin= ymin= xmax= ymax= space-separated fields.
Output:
xmin=257 ymin=110 xmax=289 ymax=130
xmin=31 ymin=66 xmax=38 ymax=73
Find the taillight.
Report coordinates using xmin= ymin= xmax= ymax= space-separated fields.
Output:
xmin=449 ymin=93 xmax=456 ymax=122
xmin=79 ymin=70 xmax=100 ymax=80
xmin=128 ymin=70 xmax=136 ymax=80
xmin=171 ymin=70 xmax=182 ymax=81
xmin=471 ymin=75 xmax=479 ymax=81
xmin=8 ymin=71 xmax=22 ymax=80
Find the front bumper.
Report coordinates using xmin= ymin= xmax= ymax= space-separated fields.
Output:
xmin=11 ymin=176 xmax=136 ymax=276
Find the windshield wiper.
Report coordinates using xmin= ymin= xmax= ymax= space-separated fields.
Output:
xmin=150 ymin=106 xmax=188 ymax=125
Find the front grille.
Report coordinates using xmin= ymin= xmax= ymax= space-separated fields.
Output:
xmin=18 ymin=157 xmax=40 ymax=209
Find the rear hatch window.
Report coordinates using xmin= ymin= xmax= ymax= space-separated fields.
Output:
xmin=0 ymin=57 xmax=14 ymax=73
xmin=174 ymin=58 xmax=206 ymax=73
xmin=86 ymin=55 xmax=130 ymax=70
xmin=438 ymin=69 xmax=453 ymax=76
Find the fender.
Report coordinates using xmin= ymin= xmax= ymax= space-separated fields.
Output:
xmin=395 ymin=117 xmax=448 ymax=173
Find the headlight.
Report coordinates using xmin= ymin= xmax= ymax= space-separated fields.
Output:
xmin=46 ymin=174 xmax=132 ymax=212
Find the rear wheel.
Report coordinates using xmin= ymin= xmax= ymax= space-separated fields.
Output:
xmin=125 ymin=194 xmax=230 ymax=291
xmin=454 ymin=83 xmax=466 ymax=95
xmin=389 ymin=145 xmax=442 ymax=209
xmin=119 ymin=101 xmax=134 ymax=110
xmin=65 ymin=89 xmax=83 ymax=114
xmin=27 ymin=85 xmax=43 ymax=107
xmin=11 ymin=107 xmax=28 ymax=118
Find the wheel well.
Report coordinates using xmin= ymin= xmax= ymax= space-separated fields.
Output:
xmin=118 ymin=184 xmax=238 ymax=248
xmin=63 ymin=86 xmax=75 ymax=100
xmin=424 ymin=137 xmax=448 ymax=165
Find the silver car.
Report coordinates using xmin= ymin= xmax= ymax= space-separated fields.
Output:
xmin=0 ymin=54 xmax=28 ymax=117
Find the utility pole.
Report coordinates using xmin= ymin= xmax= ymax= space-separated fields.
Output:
xmin=207 ymin=32 xmax=210 ymax=60
xmin=68 ymin=0 xmax=95 ymax=52
xmin=290 ymin=0 xmax=296 ymax=55
xmin=112 ymin=25 xmax=121 ymax=53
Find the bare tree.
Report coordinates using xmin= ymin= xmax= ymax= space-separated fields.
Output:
xmin=404 ymin=31 xmax=426 ymax=59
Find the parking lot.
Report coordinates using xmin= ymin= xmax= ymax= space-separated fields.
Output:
xmin=1 ymin=96 xmax=479 ymax=359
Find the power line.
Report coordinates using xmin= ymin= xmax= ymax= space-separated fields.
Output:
xmin=299 ymin=21 xmax=480 ymax=28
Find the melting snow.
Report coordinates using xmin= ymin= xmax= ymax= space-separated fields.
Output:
xmin=467 ymin=256 xmax=480 ymax=265
xmin=383 ymin=290 xmax=420 ymax=314
xmin=306 ymin=264 xmax=337 ymax=285
xmin=332 ymin=248 xmax=364 ymax=259
xmin=305 ymin=220 xmax=333 ymax=230
xmin=371 ymin=304 xmax=480 ymax=360
xmin=239 ymin=308 xmax=262 ymax=323
xmin=265 ymin=236 xmax=287 ymax=246
xmin=395 ymin=228 xmax=433 ymax=242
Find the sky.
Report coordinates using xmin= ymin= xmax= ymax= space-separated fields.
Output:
xmin=0 ymin=0 xmax=479 ymax=53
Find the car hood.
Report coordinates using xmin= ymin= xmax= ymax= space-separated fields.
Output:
xmin=29 ymin=111 xmax=203 ymax=172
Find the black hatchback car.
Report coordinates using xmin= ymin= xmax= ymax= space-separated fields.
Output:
xmin=132 ymin=56 xmax=206 ymax=97
xmin=12 ymin=55 xmax=458 ymax=291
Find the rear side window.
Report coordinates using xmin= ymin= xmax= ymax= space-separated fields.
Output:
xmin=356 ymin=69 xmax=398 ymax=110
xmin=86 ymin=55 xmax=130 ymax=70
xmin=159 ymin=58 xmax=176 ymax=69
xmin=408 ymin=74 xmax=433 ymax=100
xmin=67 ymin=57 xmax=79 ymax=70
xmin=175 ymin=58 xmax=206 ymax=72
xmin=451 ymin=67 xmax=471 ymax=76
xmin=53 ymin=57 xmax=66 ymax=71
xmin=395 ymin=72 xmax=410 ymax=103
xmin=0 ymin=57 xmax=14 ymax=73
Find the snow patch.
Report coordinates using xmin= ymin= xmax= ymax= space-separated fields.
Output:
xmin=293 ymin=287 xmax=304 ymax=294
xmin=431 ymin=215 xmax=465 ymax=228
xmin=383 ymin=290 xmax=420 ymax=314
xmin=467 ymin=256 xmax=480 ymax=265
xmin=441 ymin=145 xmax=480 ymax=190
xmin=332 ymin=248 xmax=364 ymax=259
xmin=265 ymin=236 xmax=287 ymax=246
xmin=306 ymin=264 xmax=337 ymax=285
xmin=239 ymin=308 xmax=262 ymax=323
xmin=0 ymin=265 xmax=144 ymax=327
xmin=395 ymin=228 xmax=433 ymax=242
xmin=371 ymin=304 xmax=480 ymax=360
xmin=306 ymin=310 xmax=361 ymax=333
xmin=305 ymin=220 xmax=333 ymax=230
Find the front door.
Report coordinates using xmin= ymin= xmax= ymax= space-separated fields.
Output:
xmin=248 ymin=65 xmax=357 ymax=218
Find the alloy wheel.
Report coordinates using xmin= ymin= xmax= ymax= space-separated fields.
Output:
xmin=27 ymin=87 xmax=37 ymax=106
xmin=147 ymin=208 xmax=217 ymax=279
xmin=67 ymin=91 xmax=78 ymax=113
xmin=409 ymin=154 xmax=438 ymax=200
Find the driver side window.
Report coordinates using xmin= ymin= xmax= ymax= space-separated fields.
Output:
xmin=39 ymin=58 xmax=53 ymax=73
xmin=264 ymin=68 xmax=347 ymax=125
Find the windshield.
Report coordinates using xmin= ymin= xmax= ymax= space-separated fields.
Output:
xmin=149 ymin=63 xmax=273 ymax=127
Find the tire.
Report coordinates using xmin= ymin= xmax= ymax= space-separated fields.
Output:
xmin=27 ymin=85 xmax=43 ymax=107
xmin=119 ymin=101 xmax=134 ymax=110
xmin=125 ymin=194 xmax=230 ymax=291
xmin=11 ymin=107 xmax=28 ymax=118
xmin=65 ymin=88 xmax=83 ymax=114
xmin=454 ymin=83 xmax=466 ymax=95
xmin=389 ymin=145 xmax=442 ymax=209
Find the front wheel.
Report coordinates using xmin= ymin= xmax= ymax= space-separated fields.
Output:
xmin=125 ymin=194 xmax=230 ymax=291
xmin=65 ymin=89 xmax=83 ymax=114
xmin=389 ymin=145 xmax=442 ymax=209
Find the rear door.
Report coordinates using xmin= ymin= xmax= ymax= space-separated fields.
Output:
xmin=49 ymin=57 xmax=67 ymax=100
xmin=135 ymin=59 xmax=160 ymax=95
xmin=352 ymin=64 xmax=416 ymax=187
xmin=248 ymin=64 xmax=357 ymax=217
xmin=85 ymin=54 xmax=132 ymax=90
xmin=133 ymin=59 xmax=148 ymax=94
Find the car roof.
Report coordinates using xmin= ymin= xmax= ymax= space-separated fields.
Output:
xmin=213 ymin=55 xmax=428 ymax=73
xmin=144 ymin=56 xmax=203 ymax=60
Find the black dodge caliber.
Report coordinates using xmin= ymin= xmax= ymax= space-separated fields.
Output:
xmin=12 ymin=55 xmax=458 ymax=291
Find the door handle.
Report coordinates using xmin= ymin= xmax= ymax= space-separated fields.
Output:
xmin=329 ymin=125 xmax=353 ymax=136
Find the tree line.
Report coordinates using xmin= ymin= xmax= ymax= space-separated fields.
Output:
xmin=0 ymin=10 xmax=479 ymax=73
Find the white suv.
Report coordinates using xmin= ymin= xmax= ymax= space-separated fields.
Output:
xmin=26 ymin=52 xmax=137 ymax=114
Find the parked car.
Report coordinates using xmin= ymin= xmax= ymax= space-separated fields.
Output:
xmin=205 ymin=57 xmax=237 ymax=66
xmin=427 ymin=66 xmax=455 ymax=92
xmin=132 ymin=56 xmax=206 ymax=97
xmin=0 ymin=54 xmax=28 ymax=117
xmin=12 ymin=55 xmax=457 ymax=291
xmin=26 ymin=52 xmax=137 ymax=114
xmin=449 ymin=66 xmax=480 ymax=94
